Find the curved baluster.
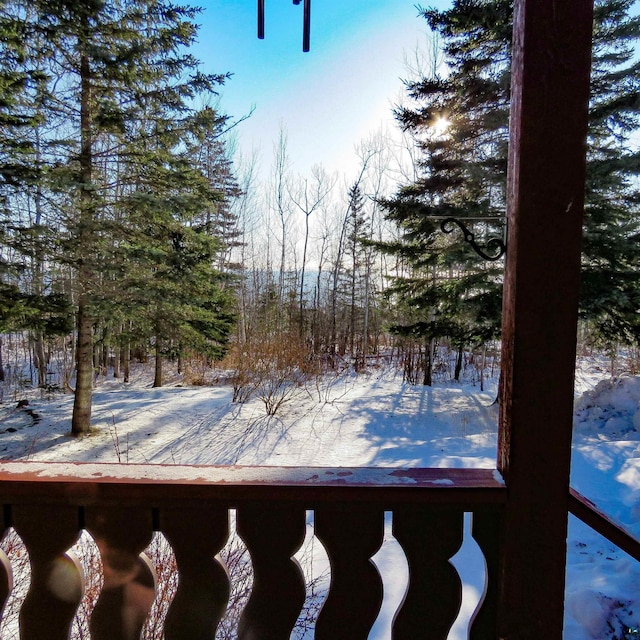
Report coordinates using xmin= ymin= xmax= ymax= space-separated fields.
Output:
xmin=314 ymin=505 xmax=384 ymax=640
xmin=0 ymin=545 xmax=12 ymax=619
xmin=12 ymin=505 xmax=83 ymax=640
xmin=85 ymin=506 xmax=154 ymax=640
xmin=469 ymin=509 xmax=501 ymax=640
xmin=237 ymin=503 xmax=306 ymax=640
xmin=0 ymin=528 xmax=30 ymax=638
xmin=0 ymin=511 xmax=14 ymax=621
xmin=392 ymin=507 xmax=463 ymax=640
xmin=162 ymin=506 xmax=230 ymax=640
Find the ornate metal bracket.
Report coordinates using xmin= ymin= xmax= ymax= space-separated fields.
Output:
xmin=440 ymin=217 xmax=507 ymax=261
xmin=258 ymin=0 xmax=311 ymax=52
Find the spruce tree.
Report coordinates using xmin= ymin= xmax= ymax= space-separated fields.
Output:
xmin=342 ymin=183 xmax=371 ymax=362
xmin=190 ymin=107 xmax=244 ymax=272
xmin=380 ymin=0 xmax=640 ymax=371
xmin=118 ymin=137 xmax=237 ymax=388
xmin=0 ymin=2 xmax=73 ymax=382
xmin=581 ymin=0 xmax=640 ymax=345
xmin=10 ymin=0 xmax=236 ymax=431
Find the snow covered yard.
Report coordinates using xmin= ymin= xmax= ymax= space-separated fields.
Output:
xmin=0 ymin=366 xmax=499 ymax=468
xmin=0 ymin=360 xmax=638 ymax=639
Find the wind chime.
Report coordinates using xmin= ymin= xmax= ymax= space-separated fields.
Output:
xmin=258 ymin=0 xmax=311 ymax=52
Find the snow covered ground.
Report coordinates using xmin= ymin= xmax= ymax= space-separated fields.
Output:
xmin=0 ymin=357 xmax=638 ymax=639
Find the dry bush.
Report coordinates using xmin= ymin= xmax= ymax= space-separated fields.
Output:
xmin=225 ymin=332 xmax=320 ymax=415
xmin=252 ymin=333 xmax=318 ymax=415
xmin=182 ymin=353 xmax=216 ymax=386
xmin=70 ymin=531 xmax=103 ymax=640
xmin=216 ymin=529 xmax=253 ymax=639
xmin=222 ymin=344 xmax=261 ymax=404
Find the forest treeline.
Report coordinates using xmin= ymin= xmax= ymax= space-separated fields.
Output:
xmin=1 ymin=0 xmax=640 ymax=431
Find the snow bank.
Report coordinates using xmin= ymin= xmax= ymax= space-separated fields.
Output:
xmin=568 ymin=377 xmax=640 ymax=640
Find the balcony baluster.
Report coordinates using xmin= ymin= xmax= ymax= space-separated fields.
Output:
xmin=392 ymin=507 xmax=463 ymax=639
xmin=237 ymin=503 xmax=307 ymax=639
xmin=84 ymin=506 xmax=155 ymax=640
xmin=314 ymin=504 xmax=384 ymax=639
xmin=12 ymin=505 xmax=82 ymax=640
xmin=162 ymin=506 xmax=230 ymax=639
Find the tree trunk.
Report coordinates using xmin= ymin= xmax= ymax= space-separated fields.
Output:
xmin=72 ymin=297 xmax=94 ymax=434
xmin=93 ymin=341 xmax=100 ymax=376
xmin=71 ymin=47 xmax=95 ymax=436
xmin=0 ymin=337 xmax=4 ymax=382
xmin=33 ymin=130 xmax=48 ymax=389
xmin=361 ymin=255 xmax=371 ymax=372
xmin=113 ymin=340 xmax=120 ymax=378
xmin=330 ymin=212 xmax=348 ymax=364
xmin=299 ymin=208 xmax=310 ymax=338
xmin=153 ymin=340 xmax=163 ymax=388
xmin=349 ymin=263 xmax=356 ymax=359
xmin=121 ymin=341 xmax=130 ymax=383
xmin=454 ymin=344 xmax=464 ymax=381
xmin=34 ymin=334 xmax=47 ymax=387
xmin=422 ymin=340 xmax=433 ymax=386
xmin=101 ymin=330 xmax=108 ymax=377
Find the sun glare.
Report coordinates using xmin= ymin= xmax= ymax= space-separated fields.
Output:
xmin=432 ymin=115 xmax=451 ymax=138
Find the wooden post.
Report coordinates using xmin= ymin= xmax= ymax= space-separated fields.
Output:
xmin=498 ymin=0 xmax=594 ymax=638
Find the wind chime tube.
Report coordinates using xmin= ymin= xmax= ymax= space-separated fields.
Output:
xmin=303 ymin=0 xmax=311 ymax=51
xmin=258 ymin=0 xmax=265 ymax=39
xmin=260 ymin=0 xmax=309 ymax=51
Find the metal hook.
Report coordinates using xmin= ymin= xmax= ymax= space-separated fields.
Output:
xmin=440 ymin=217 xmax=506 ymax=261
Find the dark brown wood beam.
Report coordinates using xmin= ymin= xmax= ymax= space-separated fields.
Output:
xmin=498 ymin=0 xmax=594 ymax=637
xmin=0 ymin=462 xmax=505 ymax=508
xmin=569 ymin=488 xmax=640 ymax=563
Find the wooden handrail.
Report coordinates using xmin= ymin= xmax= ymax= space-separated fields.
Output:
xmin=568 ymin=487 xmax=640 ymax=563
xmin=0 ymin=462 xmax=506 ymax=507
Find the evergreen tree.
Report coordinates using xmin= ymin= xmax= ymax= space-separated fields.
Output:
xmin=0 ymin=3 xmax=73 ymax=383
xmin=340 ymin=183 xmax=371 ymax=361
xmin=380 ymin=0 xmax=640 ymax=373
xmin=581 ymin=0 xmax=640 ymax=345
xmin=118 ymin=140 xmax=236 ymax=388
xmin=190 ymin=107 xmax=244 ymax=272
xmin=6 ymin=0 xmax=236 ymax=431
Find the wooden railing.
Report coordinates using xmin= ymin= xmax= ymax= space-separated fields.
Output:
xmin=0 ymin=462 xmax=506 ymax=640
xmin=568 ymin=488 xmax=640 ymax=563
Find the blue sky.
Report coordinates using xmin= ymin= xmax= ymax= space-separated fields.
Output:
xmin=192 ymin=1 xmax=443 ymax=180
